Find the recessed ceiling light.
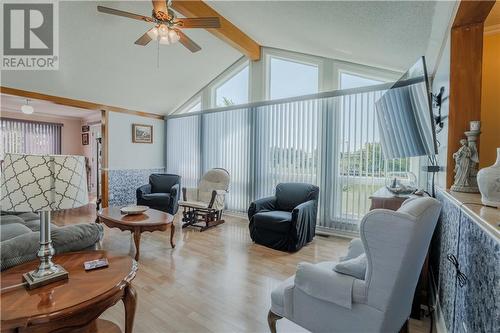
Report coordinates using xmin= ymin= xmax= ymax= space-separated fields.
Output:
xmin=21 ymin=99 xmax=34 ymax=114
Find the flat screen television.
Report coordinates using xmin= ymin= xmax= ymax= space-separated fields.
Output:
xmin=375 ymin=57 xmax=438 ymax=159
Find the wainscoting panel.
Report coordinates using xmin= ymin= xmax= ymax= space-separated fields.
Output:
xmin=431 ymin=191 xmax=460 ymax=331
xmin=108 ymin=168 xmax=165 ymax=206
xmin=454 ymin=212 xmax=500 ymax=333
xmin=431 ymin=189 xmax=500 ymax=333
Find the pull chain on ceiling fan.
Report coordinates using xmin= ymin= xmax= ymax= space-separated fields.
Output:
xmin=97 ymin=0 xmax=221 ymax=53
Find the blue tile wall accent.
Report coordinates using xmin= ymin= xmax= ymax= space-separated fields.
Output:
xmin=431 ymin=190 xmax=460 ymax=331
xmin=432 ymin=190 xmax=500 ymax=333
xmin=454 ymin=212 xmax=500 ymax=333
xmin=108 ymin=168 xmax=165 ymax=206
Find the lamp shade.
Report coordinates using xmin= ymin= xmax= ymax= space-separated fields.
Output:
xmin=1 ymin=154 xmax=89 ymax=212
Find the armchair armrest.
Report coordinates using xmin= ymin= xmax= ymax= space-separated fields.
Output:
xmin=248 ymin=196 xmax=277 ymax=219
xmin=209 ymin=189 xmax=228 ymax=210
xmin=182 ymin=187 xmax=198 ymax=201
xmin=168 ymin=183 xmax=181 ymax=214
xmin=170 ymin=183 xmax=180 ymax=198
xmin=136 ymin=184 xmax=152 ymax=198
xmin=340 ymin=238 xmax=365 ymax=262
xmin=295 ymin=262 xmax=355 ymax=309
xmin=291 ymin=199 xmax=318 ymax=231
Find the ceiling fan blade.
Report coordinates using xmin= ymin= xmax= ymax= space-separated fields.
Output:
xmin=152 ymin=0 xmax=168 ymax=13
xmin=177 ymin=31 xmax=201 ymax=53
xmin=175 ymin=17 xmax=221 ymax=29
xmin=135 ymin=29 xmax=154 ymax=46
xmin=97 ymin=6 xmax=153 ymax=23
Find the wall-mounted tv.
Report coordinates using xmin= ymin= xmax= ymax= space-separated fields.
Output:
xmin=375 ymin=57 xmax=438 ymax=159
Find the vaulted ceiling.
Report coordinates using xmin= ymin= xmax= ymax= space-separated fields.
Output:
xmin=1 ymin=1 xmax=456 ymax=115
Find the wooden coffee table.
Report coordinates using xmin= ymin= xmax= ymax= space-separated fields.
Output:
xmin=97 ymin=207 xmax=175 ymax=261
xmin=1 ymin=251 xmax=137 ymax=333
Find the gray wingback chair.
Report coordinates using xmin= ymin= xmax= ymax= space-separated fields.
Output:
xmin=137 ymin=174 xmax=181 ymax=215
xmin=268 ymin=197 xmax=442 ymax=333
xmin=248 ymin=183 xmax=319 ymax=252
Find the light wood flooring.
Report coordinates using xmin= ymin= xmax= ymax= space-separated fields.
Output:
xmin=53 ymin=204 xmax=430 ymax=333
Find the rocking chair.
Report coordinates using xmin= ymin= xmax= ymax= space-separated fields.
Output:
xmin=178 ymin=168 xmax=230 ymax=231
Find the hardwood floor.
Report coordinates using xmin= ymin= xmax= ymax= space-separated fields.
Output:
xmin=53 ymin=204 xmax=430 ymax=333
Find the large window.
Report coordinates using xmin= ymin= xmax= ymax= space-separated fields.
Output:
xmin=335 ymin=72 xmax=413 ymax=222
xmin=268 ymin=56 xmax=319 ymax=99
xmin=214 ymin=65 xmax=249 ymax=107
xmin=1 ymin=118 xmax=62 ymax=159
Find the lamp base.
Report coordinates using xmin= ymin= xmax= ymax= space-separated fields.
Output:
xmin=22 ymin=264 xmax=69 ymax=290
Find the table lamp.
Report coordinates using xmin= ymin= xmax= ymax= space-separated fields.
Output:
xmin=1 ymin=153 xmax=89 ymax=289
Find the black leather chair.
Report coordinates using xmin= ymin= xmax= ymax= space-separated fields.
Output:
xmin=136 ymin=174 xmax=181 ymax=215
xmin=248 ymin=183 xmax=319 ymax=252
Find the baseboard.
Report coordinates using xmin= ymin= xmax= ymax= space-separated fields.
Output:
xmin=429 ymin=272 xmax=448 ymax=333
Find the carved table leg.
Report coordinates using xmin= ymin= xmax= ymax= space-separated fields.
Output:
xmin=170 ymin=224 xmax=175 ymax=248
xmin=133 ymin=229 xmax=141 ymax=261
xmin=123 ymin=284 xmax=137 ymax=333
xmin=267 ymin=310 xmax=282 ymax=333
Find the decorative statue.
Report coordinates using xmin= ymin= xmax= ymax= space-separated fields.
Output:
xmin=451 ymin=122 xmax=480 ymax=193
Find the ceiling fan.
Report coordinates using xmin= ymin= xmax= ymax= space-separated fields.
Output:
xmin=97 ymin=0 xmax=220 ymax=53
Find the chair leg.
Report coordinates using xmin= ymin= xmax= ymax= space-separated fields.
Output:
xmin=267 ymin=310 xmax=282 ymax=333
xmin=399 ymin=319 xmax=409 ymax=333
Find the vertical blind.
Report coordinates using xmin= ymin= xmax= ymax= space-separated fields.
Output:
xmin=166 ymin=85 xmax=415 ymax=234
xmin=1 ymin=118 xmax=62 ymax=159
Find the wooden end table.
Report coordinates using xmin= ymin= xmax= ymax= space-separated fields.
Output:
xmin=97 ymin=207 xmax=175 ymax=261
xmin=1 ymin=251 xmax=137 ymax=333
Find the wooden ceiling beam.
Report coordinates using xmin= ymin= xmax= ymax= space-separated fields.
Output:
xmin=0 ymin=86 xmax=165 ymax=120
xmin=171 ymin=0 xmax=261 ymax=61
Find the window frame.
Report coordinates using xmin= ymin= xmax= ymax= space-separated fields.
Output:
xmin=209 ymin=58 xmax=250 ymax=108
xmin=264 ymin=48 xmax=325 ymax=100
xmin=174 ymin=94 xmax=202 ymax=114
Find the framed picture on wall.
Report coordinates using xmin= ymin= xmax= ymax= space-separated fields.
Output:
xmin=82 ymin=125 xmax=90 ymax=133
xmin=132 ymin=124 xmax=153 ymax=143
xmin=82 ymin=133 xmax=89 ymax=145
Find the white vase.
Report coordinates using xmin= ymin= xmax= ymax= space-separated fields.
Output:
xmin=477 ymin=147 xmax=500 ymax=208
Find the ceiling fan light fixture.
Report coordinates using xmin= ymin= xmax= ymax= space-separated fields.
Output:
xmin=167 ymin=29 xmax=179 ymax=43
xmin=147 ymin=26 xmax=159 ymax=39
xmin=158 ymin=24 xmax=169 ymax=37
xmin=21 ymin=99 xmax=34 ymax=114
xmin=159 ymin=36 xmax=170 ymax=45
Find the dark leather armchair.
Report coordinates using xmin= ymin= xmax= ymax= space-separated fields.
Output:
xmin=136 ymin=174 xmax=181 ymax=215
xmin=248 ymin=183 xmax=319 ymax=252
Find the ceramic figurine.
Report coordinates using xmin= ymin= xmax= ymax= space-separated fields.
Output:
xmin=451 ymin=122 xmax=480 ymax=193
xmin=477 ymin=147 xmax=500 ymax=208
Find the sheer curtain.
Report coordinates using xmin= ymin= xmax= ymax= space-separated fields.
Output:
xmin=166 ymin=84 xmax=417 ymax=234
xmin=1 ymin=118 xmax=62 ymax=159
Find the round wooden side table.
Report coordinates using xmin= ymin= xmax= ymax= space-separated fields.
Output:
xmin=1 ymin=251 xmax=137 ymax=333
xmin=97 ymin=207 xmax=175 ymax=261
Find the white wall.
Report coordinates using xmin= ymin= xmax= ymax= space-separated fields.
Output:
xmin=107 ymin=111 xmax=164 ymax=170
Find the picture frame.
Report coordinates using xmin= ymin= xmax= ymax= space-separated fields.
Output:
xmin=132 ymin=124 xmax=153 ymax=144
xmin=81 ymin=125 xmax=90 ymax=133
xmin=82 ymin=133 xmax=89 ymax=145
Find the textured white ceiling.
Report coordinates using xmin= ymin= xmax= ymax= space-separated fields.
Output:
xmin=1 ymin=1 xmax=456 ymax=115
xmin=1 ymin=94 xmax=100 ymax=119
xmin=208 ymin=0 xmax=440 ymax=71
xmin=1 ymin=1 xmax=241 ymax=115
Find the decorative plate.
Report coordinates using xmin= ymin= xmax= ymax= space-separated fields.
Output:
xmin=120 ymin=205 xmax=149 ymax=215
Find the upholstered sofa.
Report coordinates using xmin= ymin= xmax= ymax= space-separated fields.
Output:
xmin=1 ymin=211 xmax=103 ymax=271
xmin=137 ymin=174 xmax=181 ymax=215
